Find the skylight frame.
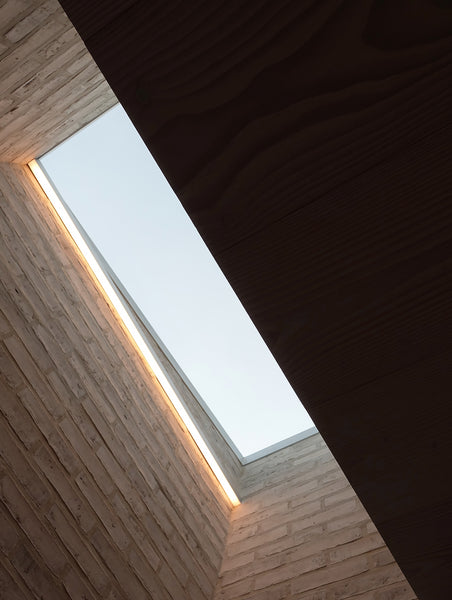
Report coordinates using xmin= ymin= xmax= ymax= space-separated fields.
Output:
xmin=28 ymin=158 xmax=319 ymax=492
xmin=28 ymin=159 xmax=241 ymax=506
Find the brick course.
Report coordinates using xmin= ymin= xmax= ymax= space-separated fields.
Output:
xmin=215 ymin=436 xmax=418 ymax=600
xmin=0 ymin=163 xmax=231 ymax=599
xmin=0 ymin=0 xmax=117 ymax=163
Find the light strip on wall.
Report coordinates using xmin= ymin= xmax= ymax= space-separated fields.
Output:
xmin=28 ymin=159 xmax=240 ymax=507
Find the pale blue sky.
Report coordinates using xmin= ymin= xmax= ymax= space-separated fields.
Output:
xmin=41 ymin=105 xmax=313 ymax=456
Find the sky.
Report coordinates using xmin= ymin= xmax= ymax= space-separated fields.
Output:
xmin=40 ymin=105 xmax=313 ymax=456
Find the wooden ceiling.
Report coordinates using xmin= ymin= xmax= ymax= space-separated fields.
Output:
xmin=58 ymin=1 xmax=452 ymax=597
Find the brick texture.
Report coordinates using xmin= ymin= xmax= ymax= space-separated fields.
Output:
xmin=215 ymin=435 xmax=418 ymax=600
xmin=0 ymin=162 xmax=420 ymax=599
xmin=0 ymin=0 xmax=117 ymax=163
xmin=0 ymin=162 xmax=231 ymax=599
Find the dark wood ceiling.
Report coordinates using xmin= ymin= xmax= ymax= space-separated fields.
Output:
xmin=58 ymin=1 xmax=452 ymax=598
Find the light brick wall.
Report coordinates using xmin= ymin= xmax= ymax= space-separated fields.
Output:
xmin=0 ymin=162 xmax=232 ymax=600
xmin=215 ymin=434 xmax=418 ymax=600
xmin=0 ymin=0 xmax=117 ymax=163
xmin=0 ymin=162 xmax=419 ymax=600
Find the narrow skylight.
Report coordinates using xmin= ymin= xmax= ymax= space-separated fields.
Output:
xmin=29 ymin=159 xmax=240 ymax=507
xmin=39 ymin=105 xmax=314 ymax=457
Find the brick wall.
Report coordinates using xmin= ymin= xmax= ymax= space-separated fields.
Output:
xmin=0 ymin=162 xmax=232 ymax=600
xmin=0 ymin=0 xmax=117 ymax=163
xmin=0 ymin=161 xmax=419 ymax=600
xmin=215 ymin=434 xmax=418 ymax=600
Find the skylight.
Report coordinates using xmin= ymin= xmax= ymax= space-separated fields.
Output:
xmin=39 ymin=105 xmax=313 ymax=457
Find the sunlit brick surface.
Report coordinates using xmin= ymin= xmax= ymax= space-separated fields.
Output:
xmin=216 ymin=435 xmax=418 ymax=600
xmin=0 ymin=163 xmax=231 ymax=600
xmin=0 ymin=0 xmax=116 ymax=163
